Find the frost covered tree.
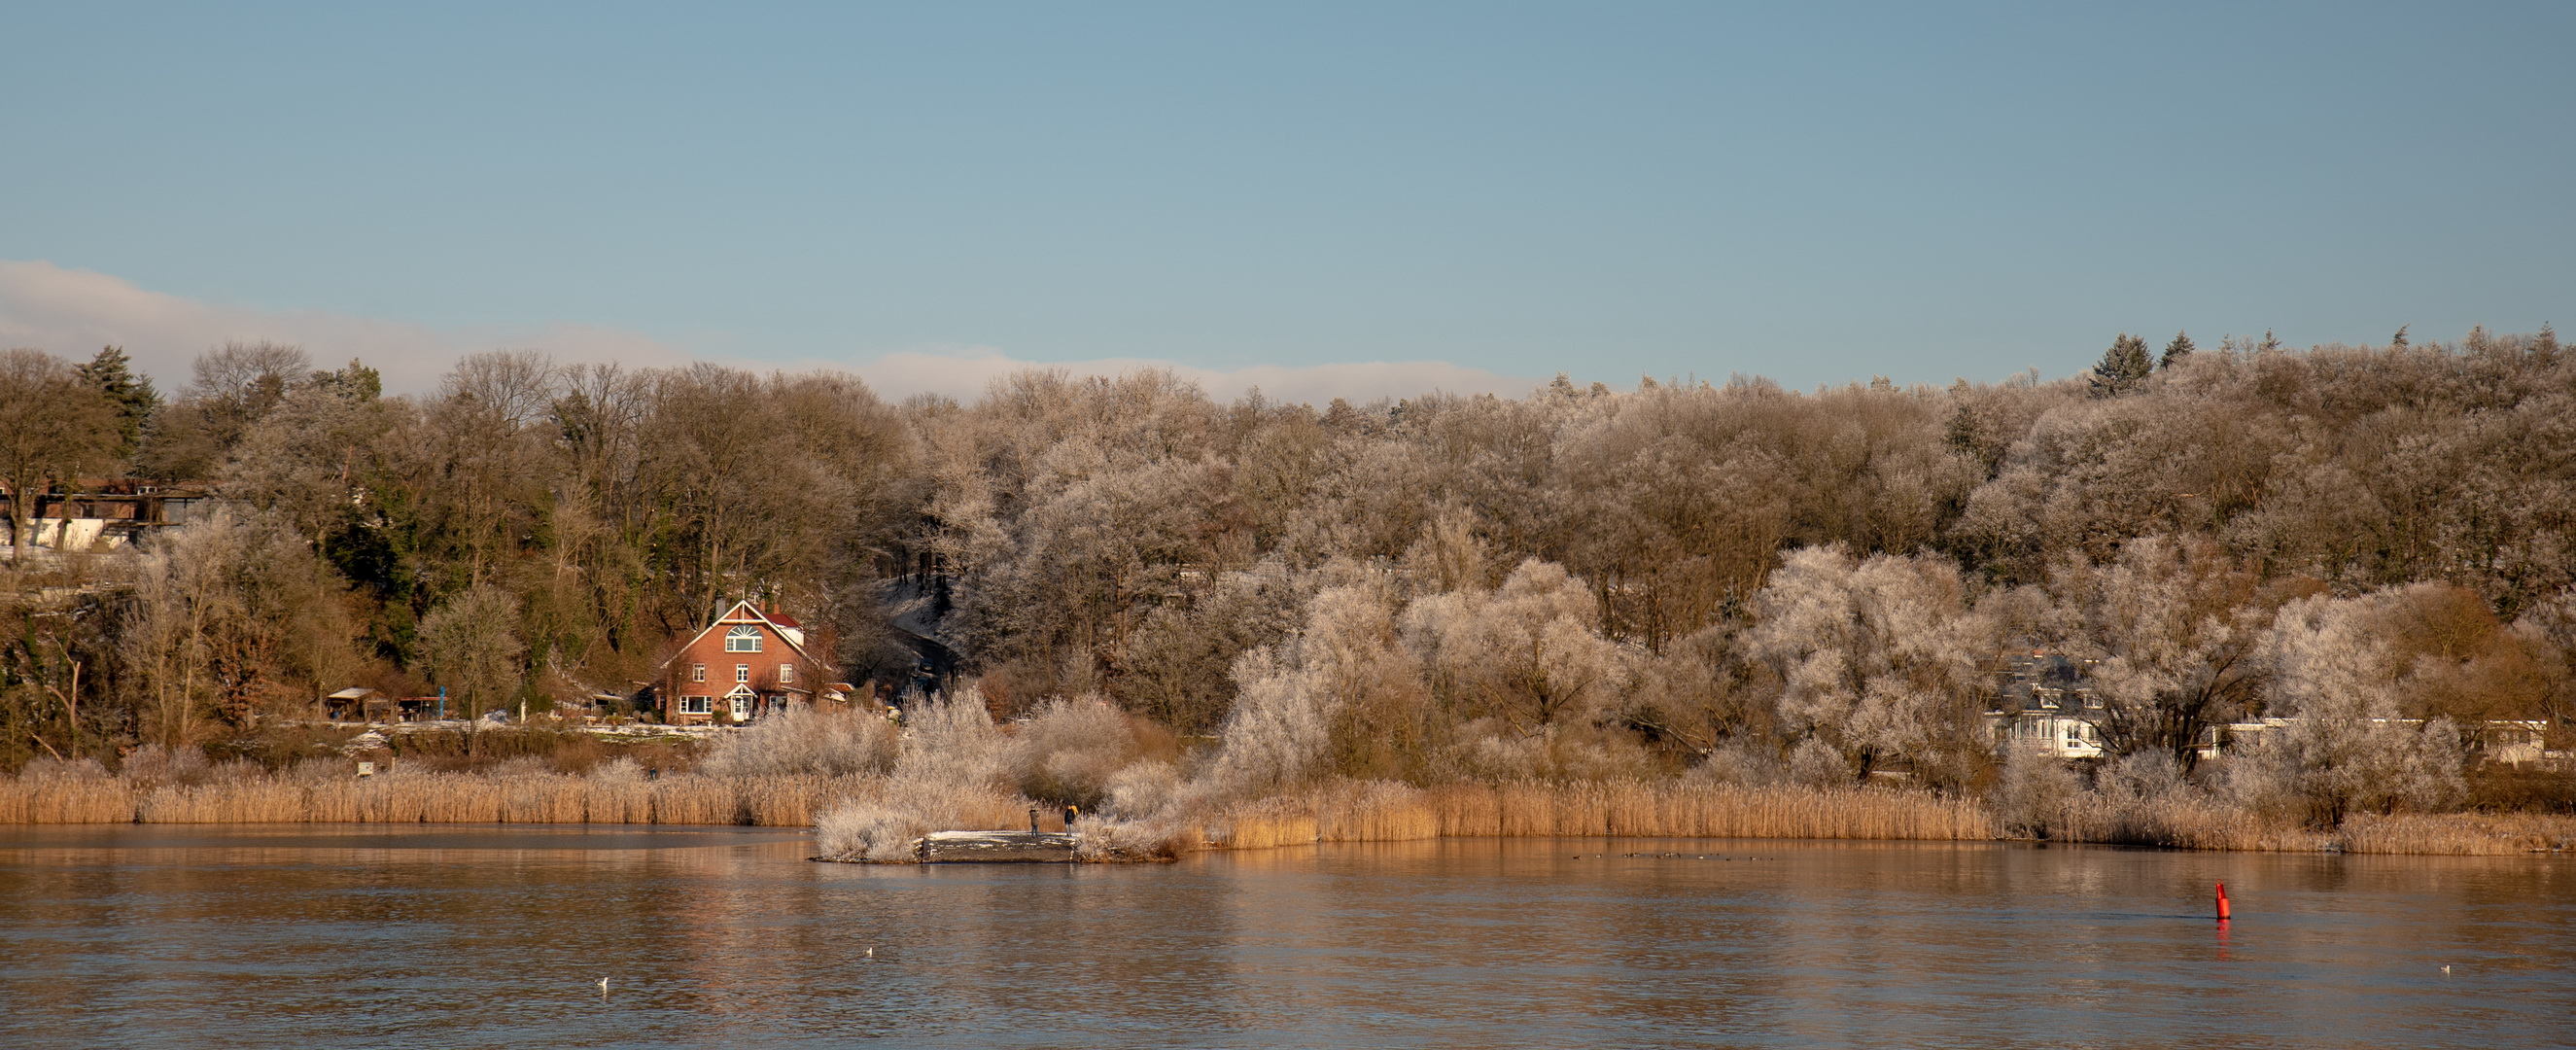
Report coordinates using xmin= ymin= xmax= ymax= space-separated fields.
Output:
xmin=1114 ymin=559 xmax=1306 ymax=733
xmin=2245 ymin=590 xmax=2468 ymax=825
xmin=1211 ymin=579 xmax=1430 ymax=790
xmin=1744 ymin=545 xmax=1996 ymax=786
xmin=121 ymin=509 xmax=359 ymax=738
xmin=1403 ymin=558 xmax=1641 ymax=780
xmin=416 ymin=584 xmax=526 ymax=719
xmin=1404 ymin=559 xmax=1627 ymax=733
xmin=222 ymin=382 xmax=394 ymax=544
xmin=2045 ymin=535 xmax=2268 ymax=772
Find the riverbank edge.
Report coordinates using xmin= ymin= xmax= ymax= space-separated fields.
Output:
xmin=6 ymin=772 xmax=2569 ymax=857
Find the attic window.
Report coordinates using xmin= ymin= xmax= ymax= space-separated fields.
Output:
xmin=725 ymin=625 xmax=763 ymax=652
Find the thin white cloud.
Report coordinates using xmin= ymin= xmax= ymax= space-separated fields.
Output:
xmin=848 ymin=345 xmax=1533 ymax=404
xmin=0 ymin=259 xmax=692 ymax=392
xmin=0 ymin=259 xmax=1535 ymax=403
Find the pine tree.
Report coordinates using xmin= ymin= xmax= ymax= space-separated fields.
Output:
xmin=2088 ymin=333 xmax=2153 ymax=398
xmin=2390 ymin=325 xmax=2410 ymax=348
xmin=74 ymin=345 xmax=159 ymax=456
xmin=2159 ymin=331 xmax=2195 ymax=370
xmin=310 ymin=358 xmax=383 ymax=402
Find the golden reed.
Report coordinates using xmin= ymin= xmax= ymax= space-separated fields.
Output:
xmin=1209 ymin=780 xmax=1999 ymax=849
xmin=0 ymin=770 xmax=881 ymax=826
xmin=2337 ymin=812 xmax=2576 ymax=855
xmin=8 ymin=770 xmax=2568 ymax=856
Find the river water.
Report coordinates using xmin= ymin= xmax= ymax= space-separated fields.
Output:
xmin=1 ymin=826 xmax=2569 ymax=1049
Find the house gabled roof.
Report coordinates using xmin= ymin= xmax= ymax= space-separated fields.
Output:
xmin=659 ymin=599 xmax=823 ymax=670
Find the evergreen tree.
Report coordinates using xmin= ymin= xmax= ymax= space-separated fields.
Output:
xmin=310 ymin=358 xmax=383 ymax=402
xmin=2159 ymin=331 xmax=2195 ymax=370
xmin=2390 ymin=324 xmax=2410 ymax=348
xmin=74 ymin=345 xmax=159 ymax=457
xmin=2088 ymin=333 xmax=2153 ymax=398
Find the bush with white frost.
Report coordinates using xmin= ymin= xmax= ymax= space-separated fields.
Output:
xmin=1011 ymin=696 xmax=1147 ymax=809
xmin=700 ymin=705 xmax=896 ymax=778
xmin=817 ymin=688 xmax=1019 ymax=860
xmin=1991 ymin=747 xmax=2085 ymax=838
xmin=1206 ymin=582 xmax=1425 ymax=792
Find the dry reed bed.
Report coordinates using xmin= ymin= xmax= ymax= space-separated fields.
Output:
xmin=2338 ymin=812 xmax=2576 ymax=855
xmin=7 ymin=771 xmax=2570 ymax=856
xmin=0 ymin=772 xmax=881 ymax=826
xmin=1210 ymin=780 xmax=2001 ymax=848
xmin=2023 ymin=793 xmax=2329 ymax=852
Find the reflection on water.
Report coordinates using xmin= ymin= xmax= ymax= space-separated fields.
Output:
xmin=2 ymin=825 xmax=2570 ymax=1048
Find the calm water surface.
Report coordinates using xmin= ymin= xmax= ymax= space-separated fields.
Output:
xmin=1 ymin=825 xmax=2569 ymax=1048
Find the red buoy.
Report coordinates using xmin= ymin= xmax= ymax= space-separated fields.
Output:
xmin=2215 ymin=882 xmax=2232 ymax=921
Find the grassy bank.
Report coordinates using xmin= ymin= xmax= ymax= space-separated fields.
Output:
xmin=11 ymin=765 xmax=2569 ymax=856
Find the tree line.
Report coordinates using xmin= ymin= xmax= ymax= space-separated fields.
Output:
xmin=2 ymin=329 xmax=2570 ymax=819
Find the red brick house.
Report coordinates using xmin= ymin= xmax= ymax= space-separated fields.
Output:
xmin=655 ymin=601 xmax=853 ymax=725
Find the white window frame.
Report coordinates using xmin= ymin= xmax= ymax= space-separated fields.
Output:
xmin=736 ymin=664 xmax=750 ymax=682
xmin=725 ymin=625 xmax=764 ymax=652
xmin=691 ymin=663 xmax=706 ymax=682
xmin=679 ymin=696 xmax=712 ymax=715
xmin=779 ymin=663 xmax=795 ymax=683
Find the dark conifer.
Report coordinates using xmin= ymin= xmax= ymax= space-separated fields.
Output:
xmin=2159 ymin=332 xmax=2195 ymax=369
xmin=311 ymin=358 xmax=383 ymax=402
xmin=2088 ymin=333 xmax=2153 ymax=398
xmin=74 ymin=345 xmax=159 ymax=456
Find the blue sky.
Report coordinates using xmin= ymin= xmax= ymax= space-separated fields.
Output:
xmin=2 ymin=2 xmax=2569 ymax=399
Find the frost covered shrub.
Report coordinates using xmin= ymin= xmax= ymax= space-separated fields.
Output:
xmin=1786 ymin=737 xmax=1852 ymax=787
xmin=116 ymin=745 xmax=207 ymax=787
xmin=1101 ymin=759 xmax=1184 ymax=819
xmin=1207 ymin=646 xmax=1334 ymax=794
xmin=1069 ymin=812 xmax=1195 ymax=861
xmin=1436 ymin=720 xmax=1656 ymax=783
xmin=1207 ymin=582 xmax=1425 ymax=792
xmin=1012 ymin=696 xmax=1148 ymax=809
xmin=816 ymin=688 xmax=1019 ymax=860
xmin=17 ymin=756 xmax=114 ymax=783
xmin=1687 ymin=742 xmax=1785 ymax=787
xmin=1991 ymin=748 xmax=2085 ymax=839
xmin=593 ymin=755 xmax=646 ymax=785
xmin=701 ymin=705 xmax=897 ymax=778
